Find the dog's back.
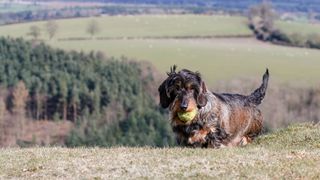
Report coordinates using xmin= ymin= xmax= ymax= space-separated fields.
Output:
xmin=213 ymin=69 xmax=269 ymax=146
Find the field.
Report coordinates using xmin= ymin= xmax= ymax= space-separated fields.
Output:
xmin=1 ymin=123 xmax=319 ymax=179
xmin=51 ymin=38 xmax=320 ymax=85
xmin=0 ymin=15 xmax=251 ymax=38
xmin=0 ymin=15 xmax=320 ymax=86
xmin=276 ymin=20 xmax=320 ymax=35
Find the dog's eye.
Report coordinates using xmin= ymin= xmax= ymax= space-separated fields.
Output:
xmin=190 ymin=84 xmax=197 ymax=91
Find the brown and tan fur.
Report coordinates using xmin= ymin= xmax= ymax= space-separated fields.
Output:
xmin=158 ymin=66 xmax=269 ymax=148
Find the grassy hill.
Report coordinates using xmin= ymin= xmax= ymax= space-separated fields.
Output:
xmin=1 ymin=123 xmax=319 ymax=179
xmin=51 ymin=38 xmax=320 ymax=85
xmin=1 ymin=15 xmax=320 ymax=86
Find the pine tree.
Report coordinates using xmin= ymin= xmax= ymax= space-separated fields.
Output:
xmin=70 ymin=86 xmax=80 ymax=122
xmin=58 ymin=76 xmax=68 ymax=121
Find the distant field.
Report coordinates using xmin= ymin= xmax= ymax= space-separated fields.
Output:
xmin=0 ymin=15 xmax=252 ymax=38
xmin=276 ymin=20 xmax=320 ymax=35
xmin=1 ymin=123 xmax=319 ymax=179
xmin=1 ymin=15 xmax=319 ymax=39
xmin=0 ymin=15 xmax=320 ymax=86
xmin=51 ymin=38 xmax=320 ymax=86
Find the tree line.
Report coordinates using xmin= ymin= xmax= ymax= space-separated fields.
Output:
xmin=27 ymin=19 xmax=100 ymax=40
xmin=58 ymin=0 xmax=320 ymax=14
xmin=0 ymin=6 xmax=139 ymax=25
xmin=0 ymin=37 xmax=175 ymax=147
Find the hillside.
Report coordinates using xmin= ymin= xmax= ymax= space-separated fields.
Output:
xmin=1 ymin=123 xmax=319 ymax=179
xmin=0 ymin=37 xmax=175 ymax=147
xmin=1 ymin=15 xmax=320 ymax=86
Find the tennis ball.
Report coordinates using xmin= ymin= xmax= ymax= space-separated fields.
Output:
xmin=177 ymin=109 xmax=198 ymax=123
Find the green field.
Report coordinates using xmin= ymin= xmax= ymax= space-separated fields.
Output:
xmin=0 ymin=15 xmax=320 ymax=86
xmin=0 ymin=15 xmax=251 ymax=39
xmin=50 ymin=38 xmax=320 ymax=85
xmin=1 ymin=123 xmax=319 ymax=179
xmin=3 ymin=15 xmax=320 ymax=39
xmin=276 ymin=20 xmax=320 ymax=35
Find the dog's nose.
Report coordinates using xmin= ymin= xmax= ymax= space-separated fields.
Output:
xmin=180 ymin=102 xmax=188 ymax=111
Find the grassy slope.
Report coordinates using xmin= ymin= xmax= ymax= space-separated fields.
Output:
xmin=52 ymin=38 xmax=320 ymax=86
xmin=1 ymin=15 xmax=320 ymax=86
xmin=0 ymin=123 xmax=319 ymax=179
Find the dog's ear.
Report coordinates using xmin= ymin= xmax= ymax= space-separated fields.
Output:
xmin=167 ymin=65 xmax=177 ymax=76
xmin=197 ymin=81 xmax=208 ymax=108
xmin=158 ymin=65 xmax=178 ymax=108
xmin=158 ymin=79 xmax=171 ymax=108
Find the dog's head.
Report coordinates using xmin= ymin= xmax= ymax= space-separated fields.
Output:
xmin=158 ymin=65 xmax=208 ymax=113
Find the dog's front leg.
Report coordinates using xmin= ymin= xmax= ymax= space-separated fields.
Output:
xmin=188 ymin=129 xmax=210 ymax=146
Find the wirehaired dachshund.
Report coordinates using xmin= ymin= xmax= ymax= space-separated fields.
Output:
xmin=158 ymin=66 xmax=269 ymax=148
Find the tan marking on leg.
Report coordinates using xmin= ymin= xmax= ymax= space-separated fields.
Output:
xmin=188 ymin=129 xmax=209 ymax=144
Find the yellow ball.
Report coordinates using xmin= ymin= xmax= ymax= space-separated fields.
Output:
xmin=177 ymin=109 xmax=198 ymax=123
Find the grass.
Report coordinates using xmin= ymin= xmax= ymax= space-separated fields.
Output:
xmin=276 ymin=20 xmax=320 ymax=35
xmin=2 ymin=15 xmax=319 ymax=39
xmin=51 ymin=38 xmax=320 ymax=86
xmin=0 ymin=15 xmax=251 ymax=38
xmin=1 ymin=15 xmax=320 ymax=86
xmin=0 ymin=123 xmax=319 ymax=179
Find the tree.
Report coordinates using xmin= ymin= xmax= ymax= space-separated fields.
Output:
xmin=28 ymin=25 xmax=41 ymax=40
xmin=12 ymin=81 xmax=29 ymax=116
xmin=12 ymin=81 xmax=29 ymax=138
xmin=0 ymin=96 xmax=6 ymax=144
xmin=70 ymin=86 xmax=80 ymax=122
xmin=57 ymin=76 xmax=68 ymax=121
xmin=248 ymin=1 xmax=277 ymax=41
xmin=86 ymin=19 xmax=100 ymax=38
xmin=45 ymin=20 xmax=59 ymax=40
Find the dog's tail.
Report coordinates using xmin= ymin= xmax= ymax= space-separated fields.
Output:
xmin=247 ymin=69 xmax=269 ymax=106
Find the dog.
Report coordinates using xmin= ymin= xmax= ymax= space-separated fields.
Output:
xmin=158 ymin=66 xmax=269 ymax=148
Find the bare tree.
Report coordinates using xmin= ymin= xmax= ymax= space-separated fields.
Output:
xmin=12 ymin=81 xmax=29 ymax=138
xmin=45 ymin=20 xmax=59 ymax=40
xmin=86 ymin=19 xmax=100 ymax=38
xmin=28 ymin=25 xmax=41 ymax=40
xmin=0 ymin=96 xmax=6 ymax=145
xmin=248 ymin=1 xmax=277 ymax=41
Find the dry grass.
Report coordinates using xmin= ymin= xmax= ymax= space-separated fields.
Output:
xmin=1 ymin=123 xmax=319 ymax=179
